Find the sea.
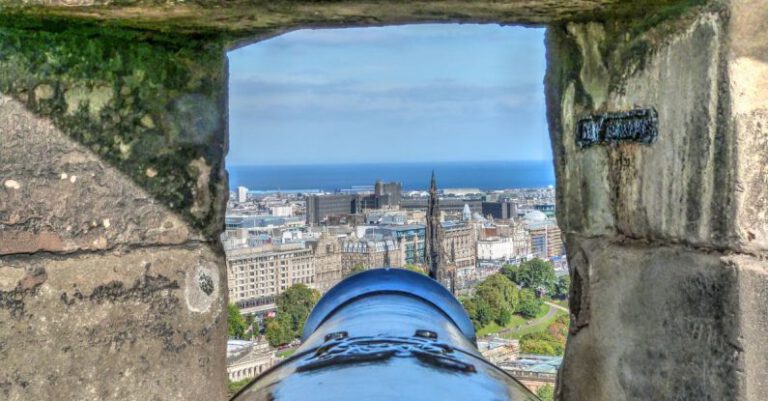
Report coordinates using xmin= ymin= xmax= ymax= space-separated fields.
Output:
xmin=227 ymin=161 xmax=555 ymax=193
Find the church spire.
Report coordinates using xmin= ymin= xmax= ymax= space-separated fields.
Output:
xmin=430 ymin=170 xmax=437 ymax=193
xmin=425 ymin=171 xmax=443 ymax=281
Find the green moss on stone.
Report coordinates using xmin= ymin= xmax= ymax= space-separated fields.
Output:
xmin=0 ymin=21 xmax=227 ymax=238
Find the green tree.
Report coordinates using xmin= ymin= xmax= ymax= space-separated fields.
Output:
xmin=516 ymin=288 xmax=543 ymax=318
xmin=264 ymin=314 xmax=294 ymax=347
xmin=466 ymin=273 xmax=520 ymax=328
xmin=537 ymin=384 xmax=555 ymax=401
xmin=227 ymin=303 xmax=247 ymax=339
xmin=554 ymin=274 xmax=571 ymax=299
xmin=276 ymin=284 xmax=321 ymax=336
xmin=514 ymin=258 xmax=557 ymax=293
xmin=500 ymin=264 xmax=519 ymax=284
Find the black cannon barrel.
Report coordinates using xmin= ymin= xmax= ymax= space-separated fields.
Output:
xmin=232 ymin=268 xmax=539 ymax=401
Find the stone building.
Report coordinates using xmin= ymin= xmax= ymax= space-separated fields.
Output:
xmin=441 ymin=221 xmax=477 ymax=289
xmin=226 ymin=243 xmax=314 ymax=314
xmin=340 ymin=237 xmax=403 ymax=275
xmin=307 ymin=232 xmax=343 ymax=293
xmin=227 ymin=339 xmax=279 ymax=382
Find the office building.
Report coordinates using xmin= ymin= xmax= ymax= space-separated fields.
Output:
xmin=237 ymin=186 xmax=248 ymax=203
xmin=226 ymin=243 xmax=314 ymax=314
xmin=305 ymin=194 xmax=360 ymax=226
xmin=481 ymin=201 xmax=518 ymax=220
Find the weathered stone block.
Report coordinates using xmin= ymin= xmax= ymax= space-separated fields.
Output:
xmin=0 ymin=245 xmax=226 ymax=401
xmin=558 ymin=236 xmax=756 ymax=401
xmin=0 ymin=25 xmax=228 ymax=242
xmin=547 ymin=8 xmax=768 ymax=253
xmin=0 ymin=94 xmax=195 ymax=254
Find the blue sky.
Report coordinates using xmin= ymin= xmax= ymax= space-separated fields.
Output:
xmin=227 ymin=24 xmax=548 ymax=166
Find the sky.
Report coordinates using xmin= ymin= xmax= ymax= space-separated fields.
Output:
xmin=227 ymin=24 xmax=548 ymax=166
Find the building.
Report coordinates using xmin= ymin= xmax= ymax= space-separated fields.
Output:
xmin=226 ymin=243 xmax=314 ymax=314
xmin=270 ymin=205 xmax=293 ymax=217
xmin=308 ymin=232 xmax=343 ymax=293
xmin=227 ymin=340 xmax=279 ymax=382
xmin=401 ymin=197 xmax=483 ymax=215
xmin=225 ymin=215 xmax=305 ymax=233
xmin=523 ymin=211 xmax=564 ymax=259
xmin=368 ymin=224 xmax=425 ymax=265
xmin=305 ymin=194 xmax=360 ymax=226
xmin=499 ymin=355 xmax=561 ymax=394
xmin=365 ymin=210 xmax=407 ymax=225
xmin=374 ymin=180 xmax=402 ymax=208
xmin=477 ymin=337 xmax=520 ymax=365
xmin=237 ymin=186 xmax=248 ymax=203
xmin=477 ymin=237 xmax=515 ymax=261
xmin=340 ymin=237 xmax=403 ymax=275
xmin=481 ymin=200 xmax=517 ymax=220
xmin=442 ymin=221 xmax=478 ymax=290
xmin=441 ymin=221 xmax=477 ymax=270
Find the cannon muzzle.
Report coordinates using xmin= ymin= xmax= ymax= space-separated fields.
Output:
xmin=232 ymin=268 xmax=539 ymax=401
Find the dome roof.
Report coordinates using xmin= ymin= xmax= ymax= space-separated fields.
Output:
xmin=523 ymin=210 xmax=547 ymax=222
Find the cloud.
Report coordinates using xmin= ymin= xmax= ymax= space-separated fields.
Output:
xmin=229 ymin=76 xmax=543 ymax=122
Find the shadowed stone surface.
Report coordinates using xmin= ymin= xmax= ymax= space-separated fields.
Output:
xmin=558 ymin=236 xmax=744 ymax=401
xmin=0 ymin=246 xmax=226 ymax=401
xmin=0 ymin=94 xmax=196 ymax=254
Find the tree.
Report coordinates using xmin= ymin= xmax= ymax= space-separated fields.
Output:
xmin=465 ymin=273 xmax=520 ymax=328
xmin=513 ymin=258 xmax=557 ymax=293
xmin=537 ymin=384 xmax=555 ymax=401
xmin=228 ymin=303 xmax=247 ymax=339
xmin=276 ymin=284 xmax=321 ymax=336
xmin=264 ymin=314 xmax=294 ymax=347
xmin=500 ymin=264 xmax=519 ymax=284
xmin=516 ymin=288 xmax=543 ymax=318
xmin=554 ymin=274 xmax=571 ymax=299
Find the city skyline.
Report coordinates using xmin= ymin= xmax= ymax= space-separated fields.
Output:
xmin=228 ymin=24 xmax=549 ymax=166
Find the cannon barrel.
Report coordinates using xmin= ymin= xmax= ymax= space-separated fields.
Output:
xmin=232 ymin=268 xmax=539 ymax=401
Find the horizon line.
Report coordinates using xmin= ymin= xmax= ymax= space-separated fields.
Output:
xmin=227 ymin=159 xmax=554 ymax=168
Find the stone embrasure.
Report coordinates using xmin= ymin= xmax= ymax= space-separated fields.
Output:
xmin=0 ymin=1 xmax=708 ymax=43
xmin=0 ymin=23 xmax=228 ymax=241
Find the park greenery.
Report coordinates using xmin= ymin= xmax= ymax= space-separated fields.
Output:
xmin=519 ymin=314 xmax=569 ymax=356
xmin=500 ymin=258 xmax=569 ymax=299
xmin=265 ymin=284 xmax=321 ymax=347
xmin=462 ymin=258 xmax=571 ymax=355
xmin=228 ymin=303 xmax=248 ymax=339
xmin=537 ymin=384 xmax=555 ymax=401
xmin=228 ymin=379 xmax=250 ymax=397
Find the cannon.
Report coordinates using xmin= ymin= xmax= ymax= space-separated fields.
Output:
xmin=231 ymin=268 xmax=540 ymax=401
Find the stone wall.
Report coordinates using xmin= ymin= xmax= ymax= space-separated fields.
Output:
xmin=1 ymin=1 xmax=767 ymax=401
xmin=0 ymin=23 xmax=228 ymax=401
xmin=546 ymin=1 xmax=768 ymax=400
